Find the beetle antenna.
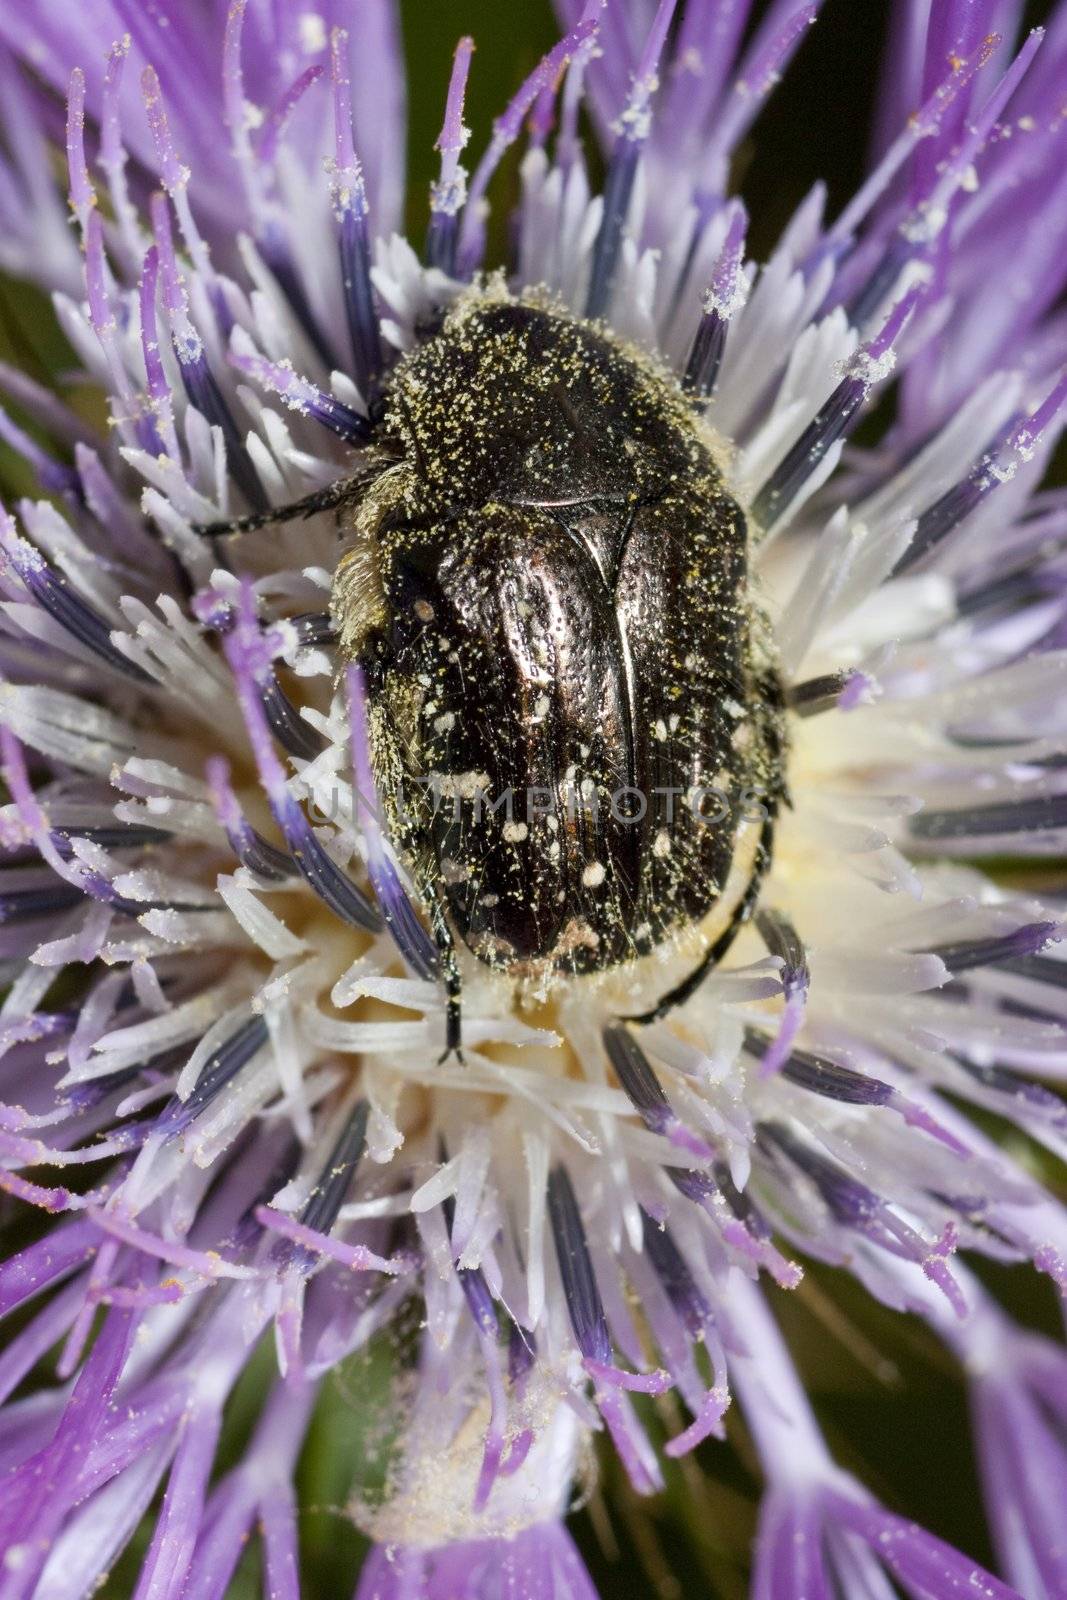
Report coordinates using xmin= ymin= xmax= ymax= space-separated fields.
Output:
xmin=190 ymin=469 xmax=383 ymax=539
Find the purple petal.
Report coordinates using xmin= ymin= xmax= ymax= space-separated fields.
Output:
xmin=830 ymin=1495 xmax=1020 ymax=1600
xmin=354 ymin=1523 xmax=601 ymax=1600
xmin=0 ymin=1307 xmax=137 ymax=1597
xmin=752 ymin=1488 xmax=834 ymax=1600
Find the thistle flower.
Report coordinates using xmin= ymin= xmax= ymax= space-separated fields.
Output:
xmin=0 ymin=3 xmax=1065 ymax=1598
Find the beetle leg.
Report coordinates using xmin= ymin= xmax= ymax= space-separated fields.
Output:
xmin=623 ymin=811 xmax=776 ymax=1025
xmin=445 ymin=988 xmax=463 ymax=1059
xmin=420 ymin=874 xmax=465 ymax=1064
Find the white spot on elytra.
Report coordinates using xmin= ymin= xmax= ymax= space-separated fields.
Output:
xmin=653 ymin=829 xmax=671 ymax=858
xmin=582 ymin=861 xmax=605 ymax=888
xmin=503 ymin=821 xmax=529 ymax=843
xmin=434 ymin=771 xmax=489 ymax=800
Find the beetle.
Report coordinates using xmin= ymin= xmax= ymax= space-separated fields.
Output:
xmin=201 ymin=290 xmax=786 ymax=1056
